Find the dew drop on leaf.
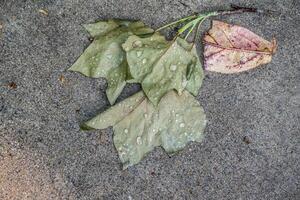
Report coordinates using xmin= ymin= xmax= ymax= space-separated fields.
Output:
xmin=133 ymin=40 xmax=142 ymax=47
xmin=179 ymin=123 xmax=185 ymax=128
xmin=124 ymin=129 xmax=129 ymax=133
xmin=136 ymin=136 xmax=142 ymax=145
xmin=136 ymin=51 xmax=143 ymax=57
xmin=170 ymin=64 xmax=177 ymax=71
xmin=142 ymin=58 xmax=147 ymax=64
xmin=182 ymin=80 xmax=188 ymax=88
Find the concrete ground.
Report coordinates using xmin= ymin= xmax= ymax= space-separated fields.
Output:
xmin=0 ymin=0 xmax=299 ymax=199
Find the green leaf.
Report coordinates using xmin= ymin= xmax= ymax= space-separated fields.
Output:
xmin=123 ymin=33 xmax=203 ymax=105
xmin=69 ymin=20 xmax=153 ymax=104
xmin=83 ymin=90 xmax=206 ymax=169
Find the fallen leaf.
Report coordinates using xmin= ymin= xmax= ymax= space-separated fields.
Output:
xmin=7 ymin=82 xmax=17 ymax=89
xmin=82 ymin=90 xmax=206 ymax=168
xmin=123 ymin=33 xmax=204 ymax=105
xmin=58 ymin=75 xmax=66 ymax=84
xmin=69 ymin=20 xmax=153 ymax=104
xmin=38 ymin=9 xmax=49 ymax=16
xmin=204 ymin=20 xmax=277 ymax=73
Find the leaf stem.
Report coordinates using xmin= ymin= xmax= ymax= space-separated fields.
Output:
xmin=156 ymin=4 xmax=269 ymax=44
xmin=215 ymin=4 xmax=259 ymax=16
xmin=155 ymin=14 xmax=197 ymax=32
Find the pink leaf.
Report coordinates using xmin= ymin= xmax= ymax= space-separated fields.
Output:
xmin=204 ymin=20 xmax=277 ymax=74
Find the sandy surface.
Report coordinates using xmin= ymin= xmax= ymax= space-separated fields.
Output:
xmin=0 ymin=0 xmax=299 ymax=199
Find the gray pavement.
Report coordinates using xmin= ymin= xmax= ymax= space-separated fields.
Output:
xmin=0 ymin=0 xmax=299 ymax=199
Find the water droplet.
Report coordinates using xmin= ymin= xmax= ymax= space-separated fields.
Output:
xmin=184 ymin=132 xmax=188 ymax=136
xmin=152 ymin=129 xmax=156 ymax=133
xmin=182 ymin=80 xmax=188 ymax=87
xmin=144 ymin=113 xmax=148 ymax=118
xmin=179 ymin=123 xmax=185 ymax=128
xmin=170 ymin=64 xmax=177 ymax=71
xmin=142 ymin=58 xmax=147 ymax=64
xmin=136 ymin=51 xmax=142 ymax=57
xmin=175 ymin=113 xmax=179 ymax=117
xmin=136 ymin=136 xmax=142 ymax=145
xmin=124 ymin=129 xmax=129 ymax=133
xmin=171 ymin=110 xmax=175 ymax=113
xmin=133 ymin=40 xmax=142 ymax=47
xmin=129 ymin=106 xmax=133 ymax=109
xmin=120 ymin=151 xmax=126 ymax=157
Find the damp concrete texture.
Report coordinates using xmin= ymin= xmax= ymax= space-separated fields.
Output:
xmin=0 ymin=0 xmax=299 ymax=199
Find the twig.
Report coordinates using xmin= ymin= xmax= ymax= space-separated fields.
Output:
xmin=216 ymin=4 xmax=271 ymax=16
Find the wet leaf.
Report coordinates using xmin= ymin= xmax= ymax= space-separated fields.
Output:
xmin=204 ymin=20 xmax=277 ymax=73
xmin=82 ymin=90 xmax=206 ymax=168
xmin=7 ymin=82 xmax=17 ymax=89
xmin=38 ymin=9 xmax=48 ymax=16
xmin=69 ymin=20 xmax=153 ymax=104
xmin=123 ymin=34 xmax=203 ymax=105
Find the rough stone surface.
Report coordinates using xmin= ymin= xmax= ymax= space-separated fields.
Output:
xmin=0 ymin=0 xmax=299 ymax=199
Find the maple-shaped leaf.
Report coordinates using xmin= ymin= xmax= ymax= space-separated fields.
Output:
xmin=123 ymin=33 xmax=204 ymax=105
xmin=82 ymin=90 xmax=206 ymax=169
xmin=68 ymin=20 xmax=153 ymax=104
xmin=203 ymin=20 xmax=277 ymax=73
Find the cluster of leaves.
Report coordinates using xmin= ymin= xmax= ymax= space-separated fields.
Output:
xmin=69 ymin=12 xmax=276 ymax=168
xmin=69 ymin=19 xmax=207 ymax=168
